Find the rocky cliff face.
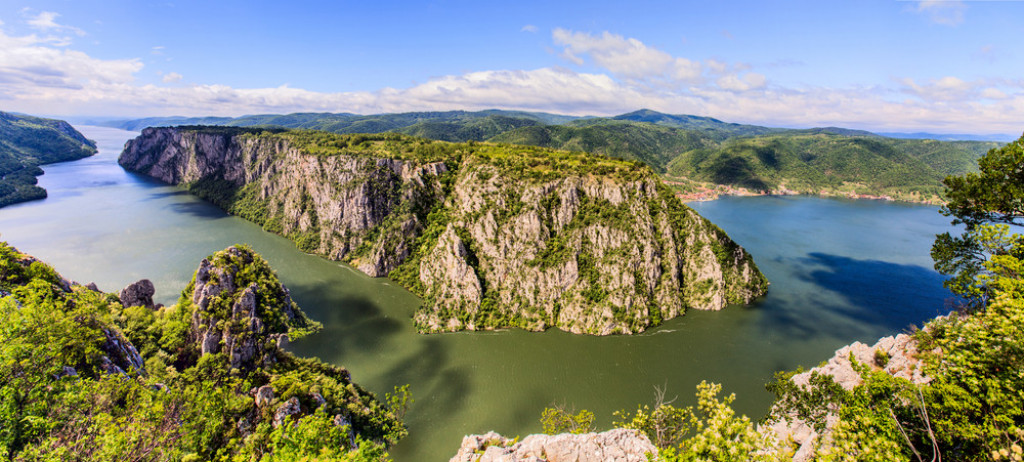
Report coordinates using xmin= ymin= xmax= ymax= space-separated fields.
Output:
xmin=766 ymin=328 xmax=938 ymax=461
xmin=120 ymin=127 xmax=768 ymax=335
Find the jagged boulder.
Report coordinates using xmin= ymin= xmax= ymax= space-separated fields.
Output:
xmin=119 ymin=279 xmax=156 ymax=309
xmin=450 ymin=429 xmax=657 ymax=462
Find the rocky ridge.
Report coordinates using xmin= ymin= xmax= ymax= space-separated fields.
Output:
xmin=450 ymin=429 xmax=657 ymax=462
xmin=119 ymin=127 xmax=768 ymax=335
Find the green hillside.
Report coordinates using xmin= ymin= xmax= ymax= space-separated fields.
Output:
xmin=611 ymin=108 xmax=787 ymax=139
xmin=488 ymin=119 xmax=718 ymax=172
xmin=666 ymin=132 xmax=1000 ymax=201
xmin=0 ymin=111 xmax=97 ymax=207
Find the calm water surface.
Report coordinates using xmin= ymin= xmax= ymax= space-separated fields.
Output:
xmin=0 ymin=126 xmax=958 ymax=461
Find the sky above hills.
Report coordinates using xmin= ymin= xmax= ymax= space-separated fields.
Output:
xmin=0 ymin=0 xmax=1022 ymax=135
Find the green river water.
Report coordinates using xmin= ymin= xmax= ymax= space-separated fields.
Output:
xmin=0 ymin=126 xmax=958 ymax=461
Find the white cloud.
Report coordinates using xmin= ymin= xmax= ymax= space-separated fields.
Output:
xmin=0 ymin=28 xmax=142 ymax=94
xmin=162 ymin=72 xmax=182 ymax=83
xmin=26 ymin=11 xmax=86 ymax=36
xmin=1 ymin=22 xmax=1022 ymax=135
xmin=521 ymin=25 xmax=537 ymax=33
xmin=915 ymin=0 xmax=966 ymax=26
xmin=552 ymin=28 xmax=698 ymax=82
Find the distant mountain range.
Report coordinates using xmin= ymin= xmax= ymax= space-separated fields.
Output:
xmin=92 ymin=109 xmax=1012 ymax=202
xmin=876 ymin=132 xmax=1017 ymax=143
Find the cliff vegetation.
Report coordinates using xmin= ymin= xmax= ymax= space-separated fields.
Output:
xmin=0 ymin=243 xmax=407 ymax=461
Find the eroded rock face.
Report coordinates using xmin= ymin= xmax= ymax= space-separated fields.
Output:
xmin=186 ymin=245 xmax=304 ymax=370
xmin=121 ymin=128 xmax=769 ymax=335
xmin=450 ymin=429 xmax=657 ymax=462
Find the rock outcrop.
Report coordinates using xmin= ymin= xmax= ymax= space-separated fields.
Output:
xmin=119 ymin=279 xmax=156 ymax=309
xmin=767 ymin=329 xmax=938 ymax=461
xmin=450 ymin=429 xmax=657 ymax=462
xmin=184 ymin=245 xmax=316 ymax=370
xmin=120 ymin=127 xmax=768 ymax=335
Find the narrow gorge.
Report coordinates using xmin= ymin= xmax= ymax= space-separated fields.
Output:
xmin=118 ymin=126 xmax=768 ymax=335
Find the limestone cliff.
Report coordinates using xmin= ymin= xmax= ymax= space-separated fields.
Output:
xmin=450 ymin=429 xmax=657 ymax=462
xmin=119 ymin=127 xmax=768 ymax=335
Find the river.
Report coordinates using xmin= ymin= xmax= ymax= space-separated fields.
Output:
xmin=0 ymin=126 xmax=959 ymax=461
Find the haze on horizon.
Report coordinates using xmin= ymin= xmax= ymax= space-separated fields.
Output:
xmin=0 ymin=0 xmax=1022 ymax=135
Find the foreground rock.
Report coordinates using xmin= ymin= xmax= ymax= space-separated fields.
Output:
xmin=767 ymin=326 xmax=940 ymax=461
xmin=119 ymin=278 xmax=156 ymax=309
xmin=450 ymin=429 xmax=657 ymax=462
xmin=120 ymin=127 xmax=768 ymax=335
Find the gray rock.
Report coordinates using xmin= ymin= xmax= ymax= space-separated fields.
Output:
xmin=253 ymin=385 xmax=274 ymax=408
xmin=273 ymin=397 xmax=301 ymax=428
xmin=450 ymin=429 xmax=656 ymax=462
xmin=119 ymin=279 xmax=156 ymax=309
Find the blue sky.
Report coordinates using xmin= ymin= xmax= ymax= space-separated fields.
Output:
xmin=1 ymin=0 xmax=1022 ymax=134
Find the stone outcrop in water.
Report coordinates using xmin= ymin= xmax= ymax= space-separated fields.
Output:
xmin=450 ymin=429 xmax=657 ymax=462
xmin=119 ymin=127 xmax=768 ymax=335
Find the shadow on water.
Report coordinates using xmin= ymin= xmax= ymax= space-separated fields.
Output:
xmin=287 ymin=292 xmax=405 ymax=360
xmin=758 ymin=252 xmax=954 ymax=342
xmin=164 ymin=200 xmax=230 ymax=219
xmin=144 ymin=189 xmax=191 ymax=201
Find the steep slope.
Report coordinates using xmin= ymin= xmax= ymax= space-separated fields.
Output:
xmin=0 ymin=111 xmax=97 ymax=207
xmin=119 ymin=127 xmax=768 ymax=335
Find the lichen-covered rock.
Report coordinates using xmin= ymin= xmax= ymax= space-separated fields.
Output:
xmin=120 ymin=128 xmax=768 ymax=335
xmin=273 ymin=397 xmax=301 ymax=428
xmin=450 ymin=429 xmax=657 ymax=462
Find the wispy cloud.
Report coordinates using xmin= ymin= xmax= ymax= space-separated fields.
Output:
xmin=520 ymin=24 xmax=537 ymax=33
xmin=915 ymin=0 xmax=967 ymax=26
xmin=25 ymin=10 xmax=86 ymax=36
xmin=161 ymin=72 xmax=183 ymax=83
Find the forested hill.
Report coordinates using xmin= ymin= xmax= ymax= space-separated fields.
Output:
xmin=666 ymin=132 xmax=999 ymax=202
xmin=0 ymin=111 xmax=97 ymax=207
xmin=101 ymin=109 xmax=1006 ymax=202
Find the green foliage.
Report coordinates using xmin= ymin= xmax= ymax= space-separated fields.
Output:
xmin=666 ymin=131 xmax=996 ymax=201
xmin=0 ymin=241 xmax=403 ymax=461
xmin=933 ymin=134 xmax=1024 ymax=304
xmin=540 ymin=406 xmax=595 ymax=435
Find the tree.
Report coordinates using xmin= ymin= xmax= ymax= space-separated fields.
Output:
xmin=932 ymin=133 xmax=1024 ymax=305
